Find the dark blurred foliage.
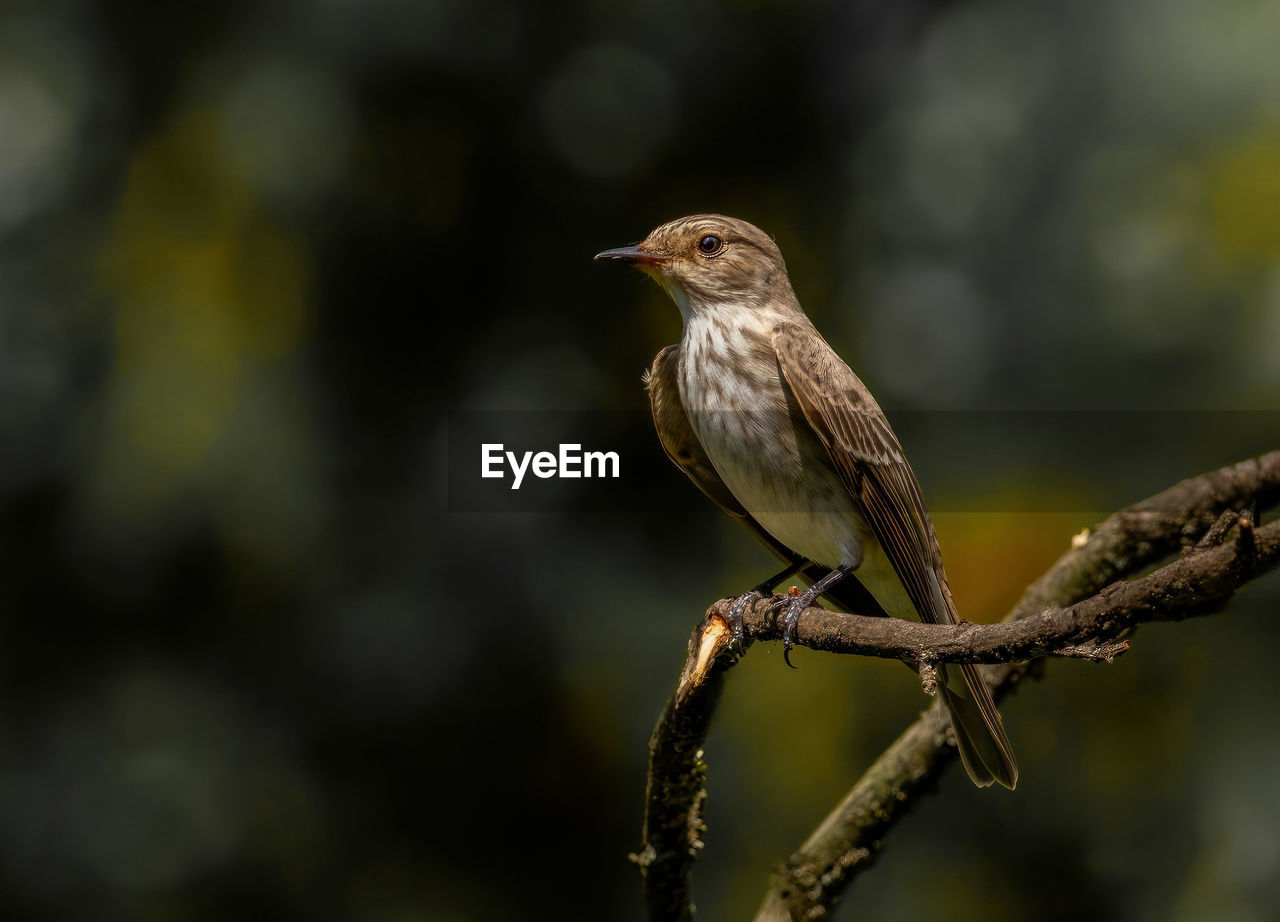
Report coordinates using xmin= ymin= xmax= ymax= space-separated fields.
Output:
xmin=1 ymin=0 xmax=1278 ymax=919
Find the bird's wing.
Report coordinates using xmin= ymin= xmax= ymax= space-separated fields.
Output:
xmin=646 ymin=344 xmax=887 ymax=618
xmin=771 ymin=323 xmax=950 ymax=626
xmin=773 ymin=321 xmax=1017 ymax=788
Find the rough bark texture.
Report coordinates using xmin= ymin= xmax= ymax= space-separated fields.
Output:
xmin=634 ymin=451 xmax=1280 ymax=922
xmin=735 ymin=514 xmax=1273 ymax=668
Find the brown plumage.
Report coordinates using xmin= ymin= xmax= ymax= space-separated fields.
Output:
xmin=645 ymin=344 xmax=890 ymax=620
xmin=598 ymin=214 xmax=1017 ymax=789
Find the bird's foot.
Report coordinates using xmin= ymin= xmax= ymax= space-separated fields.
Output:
xmin=723 ymin=569 xmax=798 ymax=651
xmin=778 ymin=563 xmax=854 ymax=668
xmin=780 ymin=590 xmax=816 ymax=669
xmin=724 ymin=587 xmax=766 ymax=650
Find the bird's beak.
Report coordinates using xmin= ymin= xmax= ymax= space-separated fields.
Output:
xmin=594 ymin=244 xmax=667 ymax=267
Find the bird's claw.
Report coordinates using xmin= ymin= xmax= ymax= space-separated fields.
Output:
xmin=724 ymin=589 xmax=763 ymax=650
xmin=775 ymin=562 xmax=851 ymax=669
xmin=781 ymin=595 xmax=808 ymax=669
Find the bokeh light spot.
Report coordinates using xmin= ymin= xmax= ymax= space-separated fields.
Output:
xmin=537 ymin=43 xmax=676 ymax=179
xmin=0 ymin=21 xmax=85 ymax=232
xmin=218 ymin=55 xmax=354 ymax=206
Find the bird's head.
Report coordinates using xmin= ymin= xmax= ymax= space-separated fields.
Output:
xmin=595 ymin=214 xmax=797 ymax=320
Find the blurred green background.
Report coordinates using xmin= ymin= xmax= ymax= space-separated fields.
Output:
xmin=2 ymin=0 xmax=1279 ymax=919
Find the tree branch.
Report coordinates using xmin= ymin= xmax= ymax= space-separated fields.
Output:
xmin=734 ymin=513 xmax=1273 ymax=668
xmin=634 ymin=451 xmax=1280 ymax=921
xmin=753 ymin=518 xmax=1275 ymax=921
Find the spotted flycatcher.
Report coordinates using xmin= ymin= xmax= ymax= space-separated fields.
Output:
xmin=595 ymin=214 xmax=1017 ymax=789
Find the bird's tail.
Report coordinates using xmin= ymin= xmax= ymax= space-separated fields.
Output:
xmin=937 ymin=661 xmax=1019 ymax=790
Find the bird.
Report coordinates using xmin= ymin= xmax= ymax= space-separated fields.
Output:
xmin=595 ymin=214 xmax=1018 ymax=789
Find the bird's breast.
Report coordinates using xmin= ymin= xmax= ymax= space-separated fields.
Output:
xmin=675 ymin=314 xmax=796 ymax=474
xmin=675 ymin=313 xmax=871 ymax=569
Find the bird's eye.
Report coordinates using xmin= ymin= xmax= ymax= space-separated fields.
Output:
xmin=697 ymin=234 xmax=724 ymax=256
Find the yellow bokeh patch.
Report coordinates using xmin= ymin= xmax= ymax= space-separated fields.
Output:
xmin=1209 ymin=135 xmax=1280 ymax=267
xmin=93 ymin=112 xmax=311 ymax=535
